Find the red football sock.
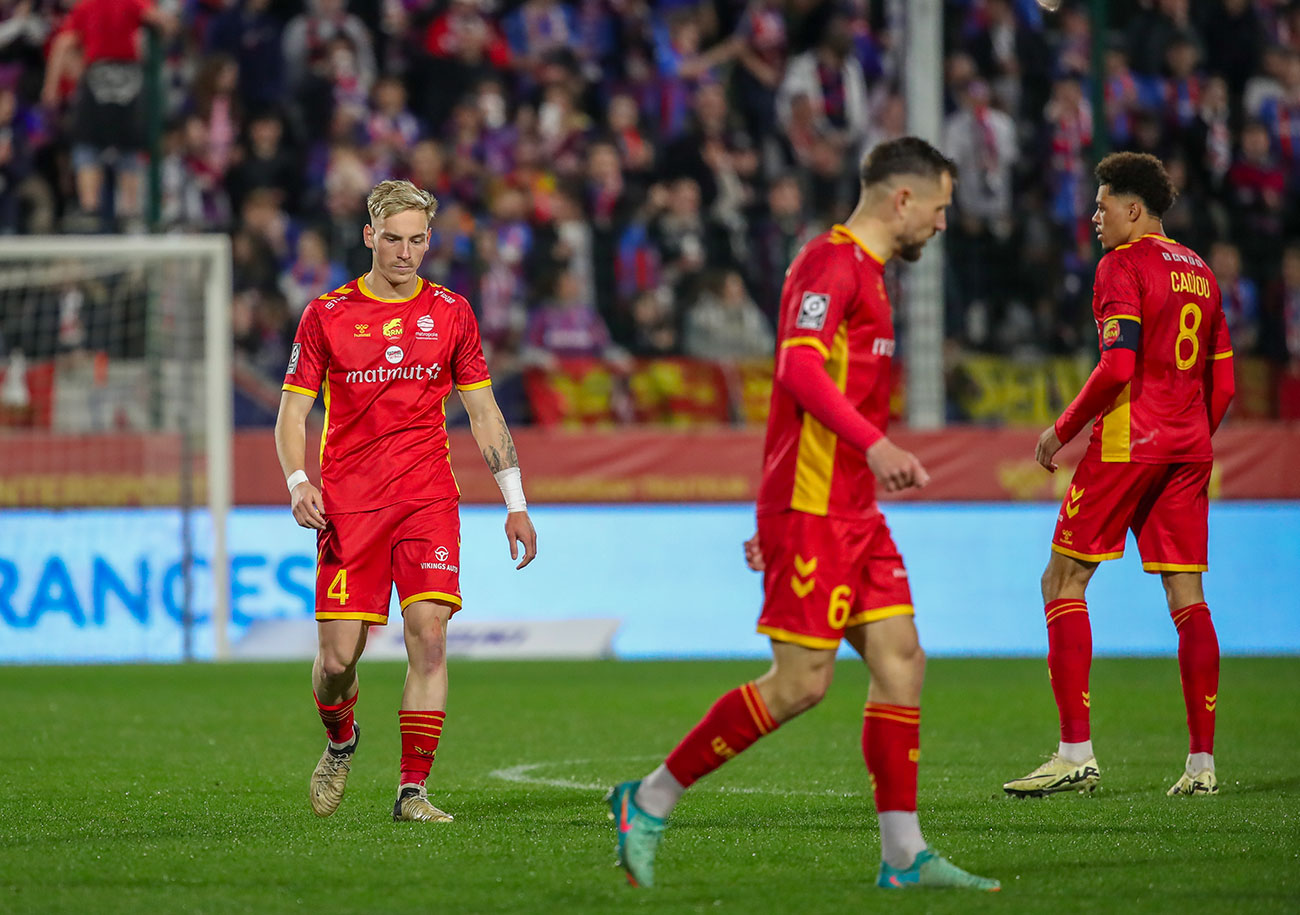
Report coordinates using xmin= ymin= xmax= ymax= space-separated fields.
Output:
xmin=664 ymin=682 xmax=778 ymax=788
xmin=399 ymin=710 xmax=446 ymax=786
xmin=862 ymin=702 xmax=920 ymax=812
xmin=1045 ymin=599 xmax=1092 ymax=743
xmin=314 ymin=690 xmax=357 ymax=744
xmin=1171 ymin=602 xmax=1218 ymax=754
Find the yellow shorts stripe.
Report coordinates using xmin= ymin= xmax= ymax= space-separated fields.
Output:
xmin=1051 ymin=544 xmax=1125 ymax=563
xmin=316 ymin=611 xmax=388 ymax=624
xmin=401 ymin=590 xmax=463 ymax=610
xmin=845 ymin=604 xmax=914 ymax=627
xmin=756 ymin=625 xmax=839 ymax=651
xmin=1142 ymin=562 xmax=1208 ymax=573
xmin=283 ymin=383 xmax=318 ymax=398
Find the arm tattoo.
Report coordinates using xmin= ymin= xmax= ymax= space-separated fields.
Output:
xmin=481 ymin=428 xmax=518 ymax=474
xmin=500 ymin=429 xmax=518 ymax=469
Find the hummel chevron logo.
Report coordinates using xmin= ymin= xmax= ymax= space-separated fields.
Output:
xmin=1065 ymin=485 xmax=1085 ymax=519
xmin=791 ymin=554 xmax=817 ymax=597
xmin=1081 ymin=690 xmax=1091 ymax=708
xmin=1205 ymin=693 xmax=1217 ymax=711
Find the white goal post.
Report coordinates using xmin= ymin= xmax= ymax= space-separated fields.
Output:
xmin=0 ymin=234 xmax=233 ymax=660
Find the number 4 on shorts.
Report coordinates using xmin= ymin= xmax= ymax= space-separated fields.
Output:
xmin=328 ymin=569 xmax=350 ymax=605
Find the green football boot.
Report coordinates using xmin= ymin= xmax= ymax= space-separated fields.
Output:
xmin=877 ymin=848 xmax=1001 ymax=891
xmin=606 ymin=780 xmax=667 ymax=888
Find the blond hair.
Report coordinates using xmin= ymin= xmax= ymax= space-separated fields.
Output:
xmin=366 ymin=179 xmax=438 ymax=226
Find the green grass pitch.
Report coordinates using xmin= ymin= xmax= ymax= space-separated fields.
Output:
xmin=3 ymin=657 xmax=1298 ymax=914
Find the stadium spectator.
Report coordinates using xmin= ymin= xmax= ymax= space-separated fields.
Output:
xmin=1044 ymin=75 xmax=1093 ymax=243
xmin=1210 ymin=240 xmax=1261 ymax=355
xmin=41 ymin=0 xmax=176 ymax=231
xmin=365 ymin=75 xmax=420 ymax=177
xmin=1256 ymin=48 xmax=1300 ymax=177
xmin=1243 ymin=44 xmax=1289 ymax=118
xmin=280 ymin=226 xmax=347 ymax=316
xmin=966 ymin=0 xmax=1051 ymax=118
xmin=682 ymin=268 xmax=773 ymax=360
xmin=1225 ymin=120 xmax=1288 ymax=283
xmin=776 ymin=11 xmax=869 ymax=157
xmin=749 ymin=173 xmax=813 ymax=319
xmin=522 ymin=266 xmax=621 ymax=367
xmin=205 ymin=0 xmax=284 ymax=111
xmin=1274 ymin=244 xmax=1300 ymax=366
xmin=225 ymin=109 xmax=299 ymax=216
xmin=717 ymin=0 xmax=788 ymax=139
xmin=1203 ymin=0 xmax=1265 ymax=96
xmin=1102 ymin=47 xmax=1142 ymax=147
xmin=944 ymin=78 xmax=1017 ymax=344
xmin=0 ymin=82 xmax=35 ymax=234
xmin=626 ymin=287 xmax=678 ymax=357
xmin=282 ymin=0 xmax=375 ymax=97
xmin=1125 ymin=0 xmax=1199 ymax=78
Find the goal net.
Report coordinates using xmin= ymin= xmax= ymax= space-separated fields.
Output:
xmin=0 ymin=236 xmax=232 ymax=661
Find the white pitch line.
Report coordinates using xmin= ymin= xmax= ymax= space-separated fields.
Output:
xmin=487 ymin=757 xmax=863 ymax=798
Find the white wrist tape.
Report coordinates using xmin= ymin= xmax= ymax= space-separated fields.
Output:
xmin=493 ymin=467 xmax=527 ymax=512
xmin=286 ymin=469 xmax=310 ymax=493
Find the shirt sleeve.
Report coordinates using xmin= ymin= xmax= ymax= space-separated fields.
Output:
xmin=775 ymin=244 xmax=858 ymax=363
xmin=453 ymin=301 xmax=492 ymax=391
xmin=282 ymin=302 xmax=327 ymax=398
xmin=1093 ymin=251 xmax=1143 ymax=324
xmin=1208 ymin=294 xmax=1234 ymax=361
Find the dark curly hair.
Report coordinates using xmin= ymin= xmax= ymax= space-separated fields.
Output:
xmin=1094 ymin=152 xmax=1176 ymax=217
xmin=860 ymin=136 xmax=958 ymax=188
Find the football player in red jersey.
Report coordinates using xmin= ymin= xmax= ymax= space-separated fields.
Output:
xmin=607 ymin=138 xmax=999 ymax=892
xmin=274 ymin=180 xmax=537 ymax=823
xmin=1003 ymin=152 xmax=1234 ymax=800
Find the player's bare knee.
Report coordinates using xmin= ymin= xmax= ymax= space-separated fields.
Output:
xmin=783 ymin=673 xmax=829 ymax=716
xmin=405 ymin=622 xmax=448 ymax=673
xmin=761 ymin=663 xmax=831 ymax=718
xmin=319 ymin=645 xmax=360 ymax=680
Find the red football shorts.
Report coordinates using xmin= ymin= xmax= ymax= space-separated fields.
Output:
xmin=756 ymin=509 xmax=914 ymax=650
xmin=315 ymin=498 xmax=463 ymax=624
xmin=1052 ymin=457 xmax=1211 ymax=572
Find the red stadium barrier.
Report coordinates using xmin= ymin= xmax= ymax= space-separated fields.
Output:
xmin=4 ymin=422 xmax=1294 ymax=507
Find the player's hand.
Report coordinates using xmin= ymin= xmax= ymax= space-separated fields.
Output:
xmin=866 ymin=438 xmax=931 ymax=492
xmin=290 ymin=481 xmax=327 ymax=530
xmin=1036 ymin=425 xmax=1063 ymax=473
xmin=743 ymin=532 xmax=764 ymax=572
xmin=505 ymin=510 xmax=537 ymax=570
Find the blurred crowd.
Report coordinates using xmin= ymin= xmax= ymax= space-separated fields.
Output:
xmin=0 ymin=0 xmax=1298 ymax=421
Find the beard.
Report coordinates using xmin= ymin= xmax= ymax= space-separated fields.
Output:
xmin=898 ymin=241 xmax=926 ymax=262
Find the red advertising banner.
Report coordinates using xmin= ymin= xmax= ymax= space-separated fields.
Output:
xmin=523 ymin=358 xmax=733 ymax=427
xmin=1 ymin=426 xmax=1294 ymax=508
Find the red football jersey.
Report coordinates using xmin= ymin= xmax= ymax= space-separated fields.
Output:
xmin=1086 ymin=233 xmax=1232 ymax=463
xmin=757 ymin=225 xmax=895 ymax=519
xmin=283 ymin=275 xmax=491 ymax=512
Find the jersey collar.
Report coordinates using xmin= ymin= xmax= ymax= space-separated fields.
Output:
xmin=357 ymin=274 xmax=424 ymax=303
xmin=831 ymin=224 xmax=886 ymax=267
